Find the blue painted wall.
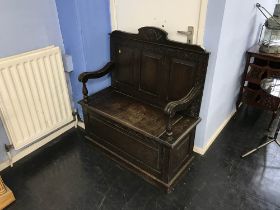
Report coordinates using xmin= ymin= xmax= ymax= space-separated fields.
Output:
xmin=0 ymin=0 xmax=65 ymax=164
xmin=0 ymin=0 xmax=111 ymax=166
xmin=55 ymin=0 xmax=112 ymax=117
xmin=0 ymin=0 xmax=64 ymax=58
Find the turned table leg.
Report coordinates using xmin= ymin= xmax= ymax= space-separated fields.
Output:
xmin=0 ymin=177 xmax=7 ymax=195
xmin=0 ymin=176 xmax=15 ymax=210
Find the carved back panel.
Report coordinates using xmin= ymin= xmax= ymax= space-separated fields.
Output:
xmin=111 ymin=27 xmax=209 ymax=108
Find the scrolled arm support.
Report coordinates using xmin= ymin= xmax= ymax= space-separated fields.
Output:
xmin=164 ymin=85 xmax=202 ymax=137
xmin=78 ymin=62 xmax=114 ymax=103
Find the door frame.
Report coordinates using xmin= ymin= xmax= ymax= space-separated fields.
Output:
xmin=109 ymin=0 xmax=209 ymax=46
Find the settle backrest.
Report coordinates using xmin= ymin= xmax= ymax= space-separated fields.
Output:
xmin=110 ymin=27 xmax=209 ymax=108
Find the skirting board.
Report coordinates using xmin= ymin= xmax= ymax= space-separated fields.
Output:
xmin=78 ymin=121 xmax=85 ymax=129
xmin=0 ymin=122 xmax=75 ymax=172
xmin=193 ymin=111 xmax=236 ymax=155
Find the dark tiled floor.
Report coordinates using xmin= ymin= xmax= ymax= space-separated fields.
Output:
xmin=2 ymin=107 xmax=280 ymax=210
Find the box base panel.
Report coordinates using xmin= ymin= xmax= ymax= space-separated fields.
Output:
xmin=85 ymin=135 xmax=194 ymax=193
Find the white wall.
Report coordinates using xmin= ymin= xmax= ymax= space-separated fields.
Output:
xmin=0 ymin=0 xmax=64 ymax=164
xmin=196 ymin=0 xmax=276 ymax=151
xmin=110 ymin=0 xmax=208 ymax=45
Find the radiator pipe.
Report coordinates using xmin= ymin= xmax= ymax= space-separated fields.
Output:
xmin=5 ymin=144 xmax=14 ymax=167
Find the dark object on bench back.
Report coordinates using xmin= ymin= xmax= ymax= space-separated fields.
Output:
xmin=79 ymin=27 xmax=209 ymax=192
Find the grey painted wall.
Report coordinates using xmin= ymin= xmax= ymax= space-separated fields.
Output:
xmin=0 ymin=0 xmax=64 ymax=164
xmin=196 ymin=0 xmax=276 ymax=149
xmin=195 ymin=0 xmax=227 ymax=148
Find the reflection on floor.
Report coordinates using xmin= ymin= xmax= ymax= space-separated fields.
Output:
xmin=2 ymin=107 xmax=280 ymax=210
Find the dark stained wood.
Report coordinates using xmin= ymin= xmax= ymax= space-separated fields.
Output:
xmin=110 ymin=28 xmax=208 ymax=108
xmin=247 ymin=45 xmax=280 ymax=61
xmin=79 ymin=27 xmax=209 ymax=192
xmin=236 ymin=44 xmax=280 ymax=128
xmin=78 ymin=62 xmax=115 ymax=102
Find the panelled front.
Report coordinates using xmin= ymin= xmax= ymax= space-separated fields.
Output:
xmin=168 ymin=130 xmax=195 ymax=180
xmin=140 ymin=52 xmax=163 ymax=97
xmin=167 ymin=58 xmax=196 ymax=101
xmin=138 ymin=42 xmax=168 ymax=103
xmin=111 ymin=36 xmax=202 ymax=107
xmin=84 ymin=110 xmax=163 ymax=177
xmin=113 ymin=45 xmax=139 ymax=87
xmin=111 ymin=35 xmax=141 ymax=89
xmin=165 ymin=47 xmax=200 ymax=101
xmin=112 ymin=38 xmax=167 ymax=106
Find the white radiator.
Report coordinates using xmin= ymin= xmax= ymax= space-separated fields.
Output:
xmin=0 ymin=46 xmax=73 ymax=150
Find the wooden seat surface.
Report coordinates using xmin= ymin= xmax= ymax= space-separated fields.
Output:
xmin=85 ymin=87 xmax=181 ymax=138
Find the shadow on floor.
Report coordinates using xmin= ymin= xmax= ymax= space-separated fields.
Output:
xmin=2 ymin=106 xmax=280 ymax=210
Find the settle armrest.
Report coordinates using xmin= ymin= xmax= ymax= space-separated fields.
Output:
xmin=78 ymin=62 xmax=115 ymax=83
xmin=78 ymin=62 xmax=114 ymax=103
xmin=164 ymin=85 xmax=201 ymax=117
xmin=164 ymin=85 xmax=201 ymax=137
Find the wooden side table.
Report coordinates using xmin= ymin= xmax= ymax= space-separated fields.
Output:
xmin=236 ymin=45 xmax=280 ymax=126
xmin=242 ymin=78 xmax=280 ymax=158
xmin=0 ymin=177 xmax=15 ymax=210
